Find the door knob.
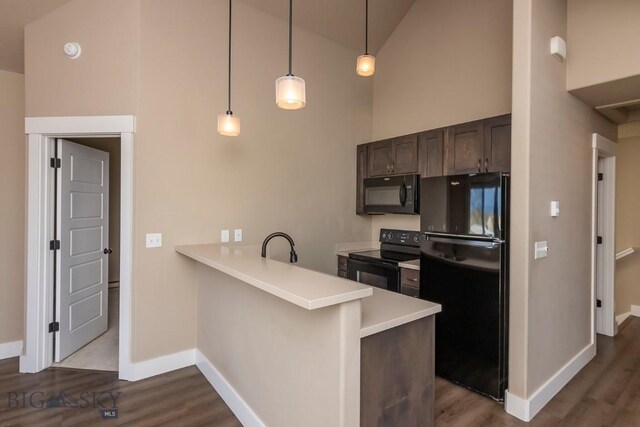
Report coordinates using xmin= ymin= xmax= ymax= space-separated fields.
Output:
xmin=103 ymin=248 xmax=113 ymax=254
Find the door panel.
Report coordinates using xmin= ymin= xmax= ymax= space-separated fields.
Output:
xmin=419 ymin=129 xmax=444 ymax=178
xmin=444 ymin=120 xmax=484 ymax=175
xmin=483 ymin=114 xmax=511 ymax=172
xmin=392 ymin=134 xmax=418 ymax=174
xmin=368 ymin=140 xmax=393 ymax=177
xmin=56 ymin=140 xmax=109 ymax=362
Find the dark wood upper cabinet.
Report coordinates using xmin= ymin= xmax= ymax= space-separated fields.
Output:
xmin=391 ymin=134 xmax=419 ymax=174
xmin=356 ymin=144 xmax=367 ymax=215
xmin=444 ymin=120 xmax=485 ymax=175
xmin=418 ymin=129 xmax=444 ymax=178
xmin=367 ymin=139 xmax=393 ymax=177
xmin=483 ymin=114 xmax=511 ymax=173
xmin=368 ymin=135 xmax=418 ymax=177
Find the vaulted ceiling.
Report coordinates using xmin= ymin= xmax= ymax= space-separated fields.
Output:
xmin=238 ymin=0 xmax=416 ymax=53
xmin=0 ymin=0 xmax=73 ymax=73
xmin=0 ymin=0 xmax=416 ymax=74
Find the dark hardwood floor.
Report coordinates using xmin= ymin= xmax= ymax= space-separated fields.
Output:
xmin=435 ymin=316 xmax=640 ymax=426
xmin=1 ymin=317 xmax=638 ymax=426
xmin=0 ymin=359 xmax=241 ymax=426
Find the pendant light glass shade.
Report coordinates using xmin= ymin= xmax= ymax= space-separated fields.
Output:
xmin=356 ymin=54 xmax=376 ymax=77
xmin=357 ymin=0 xmax=375 ymax=77
xmin=276 ymin=0 xmax=306 ymax=110
xmin=275 ymin=75 xmax=306 ymax=110
xmin=217 ymin=112 xmax=240 ymax=136
xmin=218 ymin=0 xmax=240 ymax=137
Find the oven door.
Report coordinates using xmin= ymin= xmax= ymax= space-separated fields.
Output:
xmin=346 ymin=259 xmax=400 ymax=293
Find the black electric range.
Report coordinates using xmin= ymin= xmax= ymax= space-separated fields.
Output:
xmin=347 ymin=229 xmax=420 ymax=294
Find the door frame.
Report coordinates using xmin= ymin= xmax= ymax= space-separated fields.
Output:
xmin=591 ymin=133 xmax=616 ymax=338
xmin=21 ymin=115 xmax=136 ymax=380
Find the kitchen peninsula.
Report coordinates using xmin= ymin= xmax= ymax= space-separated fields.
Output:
xmin=176 ymin=243 xmax=441 ymax=427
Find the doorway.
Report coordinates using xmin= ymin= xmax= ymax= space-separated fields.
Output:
xmin=591 ymin=133 xmax=617 ymax=338
xmin=49 ymin=138 xmax=120 ymax=371
xmin=22 ymin=115 xmax=135 ymax=380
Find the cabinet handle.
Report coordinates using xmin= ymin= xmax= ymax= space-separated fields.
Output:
xmin=477 ymin=158 xmax=481 ymax=173
xmin=406 ymin=278 xmax=418 ymax=282
xmin=391 ymin=163 xmax=395 ymax=173
xmin=485 ymin=158 xmax=489 ymax=172
xmin=386 ymin=164 xmax=390 ymax=173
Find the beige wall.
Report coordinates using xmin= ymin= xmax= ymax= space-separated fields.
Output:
xmin=510 ymin=0 xmax=617 ymax=398
xmin=25 ymin=0 xmax=140 ymax=117
xmin=616 ymin=122 xmax=640 ymax=315
xmin=131 ymin=0 xmax=372 ymax=360
xmin=0 ymin=70 xmax=25 ymax=345
xmin=26 ymin=0 xmax=373 ymax=362
xmin=370 ymin=0 xmax=513 ymax=237
xmin=567 ymin=0 xmax=640 ymax=91
xmin=68 ymin=138 xmax=121 ymax=284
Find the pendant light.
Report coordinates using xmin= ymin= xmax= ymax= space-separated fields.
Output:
xmin=218 ymin=0 xmax=240 ymax=136
xmin=356 ymin=0 xmax=375 ymax=77
xmin=276 ymin=0 xmax=306 ymax=109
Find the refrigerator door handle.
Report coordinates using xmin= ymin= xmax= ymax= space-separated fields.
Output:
xmin=426 ymin=235 xmax=502 ymax=249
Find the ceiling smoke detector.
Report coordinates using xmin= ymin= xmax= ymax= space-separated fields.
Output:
xmin=63 ymin=42 xmax=82 ymax=59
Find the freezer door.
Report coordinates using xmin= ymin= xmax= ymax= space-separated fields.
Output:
xmin=420 ymin=236 xmax=507 ymax=400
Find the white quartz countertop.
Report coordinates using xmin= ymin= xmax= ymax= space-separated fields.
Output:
xmin=360 ymin=288 xmax=441 ymax=338
xmin=176 ymin=244 xmax=373 ymax=310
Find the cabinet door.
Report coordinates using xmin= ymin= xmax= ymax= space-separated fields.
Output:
xmin=356 ymin=144 xmax=368 ymax=215
xmin=444 ymin=120 xmax=484 ymax=175
xmin=368 ymin=140 xmax=393 ymax=177
xmin=392 ymin=134 xmax=418 ymax=174
xmin=419 ymin=129 xmax=444 ymax=177
xmin=483 ymin=114 xmax=511 ymax=173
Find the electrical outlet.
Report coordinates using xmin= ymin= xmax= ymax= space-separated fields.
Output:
xmin=550 ymin=201 xmax=560 ymax=217
xmin=221 ymin=229 xmax=230 ymax=243
xmin=535 ymin=241 xmax=548 ymax=259
xmin=234 ymin=229 xmax=242 ymax=242
xmin=146 ymin=233 xmax=162 ymax=248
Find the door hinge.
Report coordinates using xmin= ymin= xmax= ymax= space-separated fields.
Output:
xmin=48 ymin=322 xmax=60 ymax=333
xmin=597 ymin=236 xmax=603 ymax=244
xmin=49 ymin=240 xmax=61 ymax=250
xmin=597 ymin=173 xmax=603 ymax=181
xmin=596 ymin=299 xmax=602 ymax=308
xmin=50 ymin=158 xmax=61 ymax=169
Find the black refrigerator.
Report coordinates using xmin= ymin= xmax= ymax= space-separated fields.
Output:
xmin=420 ymin=172 xmax=509 ymax=401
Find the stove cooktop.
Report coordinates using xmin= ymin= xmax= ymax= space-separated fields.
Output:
xmin=349 ymin=249 xmax=420 ymax=264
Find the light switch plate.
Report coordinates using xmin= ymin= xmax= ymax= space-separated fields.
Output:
xmin=221 ymin=230 xmax=230 ymax=243
xmin=550 ymin=201 xmax=560 ymax=217
xmin=146 ymin=233 xmax=162 ymax=248
xmin=535 ymin=241 xmax=548 ymax=259
xmin=234 ymin=229 xmax=242 ymax=242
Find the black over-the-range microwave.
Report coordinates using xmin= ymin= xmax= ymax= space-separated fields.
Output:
xmin=363 ymin=174 xmax=420 ymax=215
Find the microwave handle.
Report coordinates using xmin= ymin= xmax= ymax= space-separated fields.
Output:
xmin=399 ymin=182 xmax=407 ymax=206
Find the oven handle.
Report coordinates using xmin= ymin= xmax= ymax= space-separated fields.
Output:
xmin=399 ymin=182 xmax=407 ymax=207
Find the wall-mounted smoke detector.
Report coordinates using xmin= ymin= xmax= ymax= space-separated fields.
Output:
xmin=63 ymin=42 xmax=82 ymax=59
xmin=550 ymin=36 xmax=566 ymax=61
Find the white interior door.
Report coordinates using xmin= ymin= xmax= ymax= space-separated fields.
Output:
xmin=55 ymin=140 xmax=110 ymax=362
xmin=596 ymin=159 xmax=605 ymax=335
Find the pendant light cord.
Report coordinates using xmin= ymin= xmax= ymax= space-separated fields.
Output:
xmin=227 ymin=0 xmax=232 ymax=114
xmin=365 ymin=0 xmax=369 ymax=55
xmin=288 ymin=0 xmax=293 ymax=76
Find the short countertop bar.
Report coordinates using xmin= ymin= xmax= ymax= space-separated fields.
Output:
xmin=176 ymin=243 xmax=373 ymax=310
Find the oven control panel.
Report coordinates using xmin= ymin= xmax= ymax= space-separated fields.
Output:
xmin=380 ymin=229 xmax=421 ymax=247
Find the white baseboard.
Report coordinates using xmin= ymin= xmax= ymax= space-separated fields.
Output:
xmin=615 ymin=305 xmax=640 ymax=329
xmin=616 ymin=311 xmax=631 ymax=327
xmin=196 ymin=350 xmax=265 ymax=427
xmin=505 ymin=342 xmax=596 ymax=422
xmin=131 ymin=348 xmax=196 ymax=381
xmin=0 ymin=340 xmax=23 ymax=360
